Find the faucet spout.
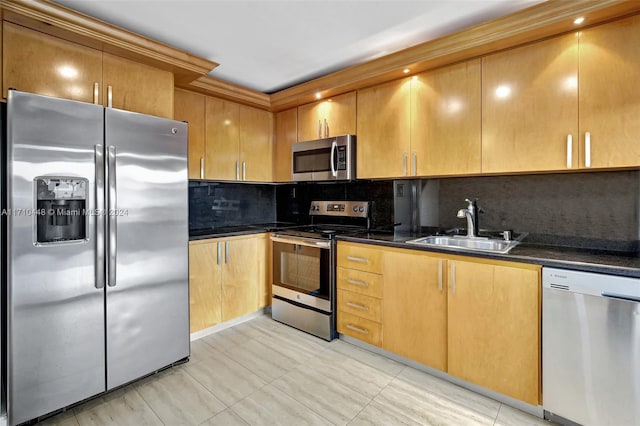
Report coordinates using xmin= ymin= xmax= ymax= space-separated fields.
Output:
xmin=457 ymin=199 xmax=482 ymax=238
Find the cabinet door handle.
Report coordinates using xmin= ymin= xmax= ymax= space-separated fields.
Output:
xmin=318 ymin=119 xmax=322 ymax=139
xmin=242 ymin=161 xmax=246 ymax=181
xmin=225 ymin=241 xmax=229 ymax=264
xmin=566 ymin=134 xmax=572 ymax=169
xmin=235 ymin=161 xmax=239 ymax=181
xmin=412 ymin=151 xmax=417 ymax=176
xmin=346 ymin=324 xmax=369 ymax=335
xmin=346 ymin=302 xmax=369 ymax=311
xmin=438 ymin=259 xmax=443 ymax=292
xmin=450 ymin=261 xmax=456 ymax=294
xmin=324 ymin=118 xmax=329 ymax=138
xmin=217 ymin=242 xmax=221 ymax=265
xmin=402 ymin=152 xmax=408 ymax=176
xmin=93 ymin=82 xmax=100 ymax=105
xmin=346 ymin=278 xmax=369 ymax=287
xmin=346 ymin=256 xmax=368 ymax=264
xmin=107 ymin=85 xmax=113 ymax=108
xmin=585 ymin=131 xmax=591 ymax=168
xmin=200 ymin=157 xmax=205 ymax=179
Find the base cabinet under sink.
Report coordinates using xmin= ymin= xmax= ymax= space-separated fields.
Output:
xmin=336 ymin=241 xmax=541 ymax=406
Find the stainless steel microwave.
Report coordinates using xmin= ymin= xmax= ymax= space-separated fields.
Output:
xmin=291 ymin=135 xmax=356 ymax=181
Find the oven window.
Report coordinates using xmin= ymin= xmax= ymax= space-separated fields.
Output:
xmin=273 ymin=241 xmax=330 ymax=300
xmin=293 ymin=148 xmax=331 ymax=173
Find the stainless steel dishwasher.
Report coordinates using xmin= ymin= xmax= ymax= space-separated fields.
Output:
xmin=543 ymin=267 xmax=640 ymax=426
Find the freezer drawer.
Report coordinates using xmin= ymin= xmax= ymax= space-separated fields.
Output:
xmin=543 ymin=267 xmax=640 ymax=426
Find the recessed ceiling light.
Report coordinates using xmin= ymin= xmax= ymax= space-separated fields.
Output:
xmin=403 ymin=68 xmax=410 ymax=74
xmin=574 ymin=17 xmax=585 ymax=25
xmin=315 ymin=92 xmax=322 ymax=100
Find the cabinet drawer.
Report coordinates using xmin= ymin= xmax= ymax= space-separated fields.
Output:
xmin=337 ymin=289 xmax=382 ymax=322
xmin=338 ymin=311 xmax=382 ymax=347
xmin=337 ymin=243 xmax=382 ymax=274
xmin=337 ymin=267 xmax=383 ymax=298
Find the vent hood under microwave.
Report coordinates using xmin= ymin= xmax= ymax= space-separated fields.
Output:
xmin=291 ymin=135 xmax=356 ymax=182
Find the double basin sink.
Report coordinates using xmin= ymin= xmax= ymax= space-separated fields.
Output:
xmin=407 ymin=231 xmax=524 ymax=254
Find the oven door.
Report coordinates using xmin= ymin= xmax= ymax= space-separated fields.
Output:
xmin=271 ymin=235 xmax=332 ymax=312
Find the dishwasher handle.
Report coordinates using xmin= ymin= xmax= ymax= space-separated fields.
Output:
xmin=602 ymin=292 xmax=640 ymax=303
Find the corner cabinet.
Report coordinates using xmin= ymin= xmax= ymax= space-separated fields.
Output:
xmin=335 ymin=241 xmax=541 ymax=405
xmin=3 ymin=22 xmax=174 ymax=118
xmin=204 ymin=97 xmax=273 ymax=182
xmin=297 ymin=91 xmax=356 ymax=142
xmin=188 ymin=233 xmax=269 ymax=333
xmin=447 ymin=258 xmax=540 ymax=405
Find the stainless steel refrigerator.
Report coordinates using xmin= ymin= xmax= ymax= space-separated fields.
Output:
xmin=5 ymin=91 xmax=189 ymax=425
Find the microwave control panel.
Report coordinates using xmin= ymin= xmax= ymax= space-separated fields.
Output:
xmin=336 ymin=145 xmax=347 ymax=170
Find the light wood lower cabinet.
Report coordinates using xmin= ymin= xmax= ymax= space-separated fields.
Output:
xmin=336 ymin=241 xmax=541 ymax=405
xmin=447 ymin=258 xmax=541 ymax=405
xmin=336 ymin=242 xmax=385 ymax=346
xmin=188 ymin=233 xmax=269 ymax=333
xmin=188 ymin=239 xmax=222 ymax=332
xmin=382 ymin=248 xmax=447 ymax=372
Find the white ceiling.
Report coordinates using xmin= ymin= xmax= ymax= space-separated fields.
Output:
xmin=53 ymin=0 xmax=544 ymax=93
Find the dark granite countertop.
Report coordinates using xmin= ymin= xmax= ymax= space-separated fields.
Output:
xmin=189 ymin=222 xmax=298 ymax=241
xmin=337 ymin=231 xmax=640 ymax=278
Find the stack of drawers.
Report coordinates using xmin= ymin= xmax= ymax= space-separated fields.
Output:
xmin=336 ymin=242 xmax=384 ymax=347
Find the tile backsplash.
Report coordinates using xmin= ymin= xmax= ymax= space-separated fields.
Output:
xmin=435 ymin=171 xmax=640 ymax=251
xmin=189 ymin=171 xmax=639 ymax=252
xmin=189 ymin=181 xmax=276 ymax=231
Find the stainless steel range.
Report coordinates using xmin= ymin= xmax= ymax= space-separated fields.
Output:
xmin=271 ymin=201 xmax=370 ymax=340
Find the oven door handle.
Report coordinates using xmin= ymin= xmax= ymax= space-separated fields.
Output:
xmin=271 ymin=235 xmax=331 ymax=249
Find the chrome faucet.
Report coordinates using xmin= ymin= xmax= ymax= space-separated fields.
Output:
xmin=457 ymin=198 xmax=483 ymax=238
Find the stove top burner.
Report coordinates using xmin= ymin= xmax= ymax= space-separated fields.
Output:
xmin=276 ymin=224 xmax=370 ymax=240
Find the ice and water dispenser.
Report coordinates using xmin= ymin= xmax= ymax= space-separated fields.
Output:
xmin=35 ymin=177 xmax=88 ymax=243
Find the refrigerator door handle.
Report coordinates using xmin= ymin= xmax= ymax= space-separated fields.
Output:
xmin=95 ymin=144 xmax=106 ymax=289
xmin=107 ymin=145 xmax=117 ymax=287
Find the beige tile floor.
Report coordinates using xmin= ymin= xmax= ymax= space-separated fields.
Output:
xmin=41 ymin=314 xmax=550 ymax=426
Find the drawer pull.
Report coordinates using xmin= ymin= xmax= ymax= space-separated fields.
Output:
xmin=346 ymin=324 xmax=369 ymax=335
xmin=346 ymin=302 xmax=369 ymax=311
xmin=346 ymin=256 xmax=368 ymax=263
xmin=346 ymin=278 xmax=369 ymax=287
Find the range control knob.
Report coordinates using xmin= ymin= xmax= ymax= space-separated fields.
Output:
xmin=353 ymin=206 xmax=359 ymax=212
xmin=358 ymin=207 xmax=365 ymax=212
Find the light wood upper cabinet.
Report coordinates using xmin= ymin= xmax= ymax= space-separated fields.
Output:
xmin=383 ymin=249 xmax=447 ymax=371
xmin=412 ymin=60 xmax=481 ymax=176
xmin=174 ymin=89 xmax=206 ymax=179
xmin=204 ymin=97 xmax=273 ymax=182
xmin=3 ymin=22 xmax=102 ymax=103
xmin=188 ymin=240 xmax=222 ymax=333
xmin=102 ymin=53 xmax=174 ymax=119
xmin=3 ymin=23 xmax=173 ymax=118
xmin=297 ymin=91 xmax=356 ymax=141
xmin=482 ymin=34 xmax=579 ymax=173
xmin=205 ymin=96 xmax=240 ymax=180
xmin=447 ymin=259 xmax=540 ymax=405
xmin=273 ymin=108 xmax=297 ymax=182
xmin=357 ymin=78 xmax=411 ymax=179
xmin=239 ymin=105 xmax=273 ymax=182
xmin=579 ymin=14 xmax=640 ymax=169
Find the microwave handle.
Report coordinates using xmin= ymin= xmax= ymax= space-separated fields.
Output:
xmin=330 ymin=140 xmax=338 ymax=177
